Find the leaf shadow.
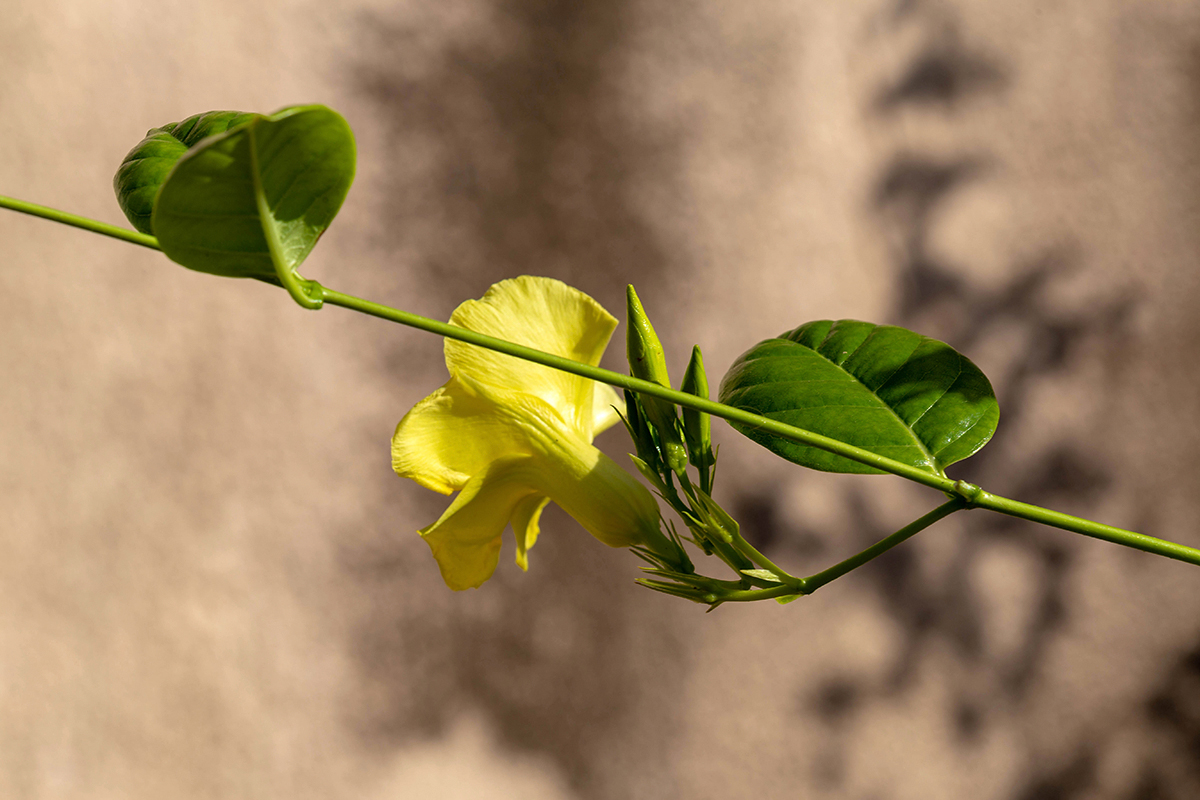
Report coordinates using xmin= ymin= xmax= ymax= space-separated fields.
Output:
xmin=339 ymin=2 xmax=691 ymax=796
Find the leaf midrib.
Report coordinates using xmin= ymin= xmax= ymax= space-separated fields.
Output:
xmin=761 ymin=333 xmax=942 ymax=475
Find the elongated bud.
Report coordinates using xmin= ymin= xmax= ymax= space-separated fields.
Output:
xmin=626 ymin=285 xmax=672 ymax=388
xmin=680 ymin=346 xmax=712 ymax=459
xmin=626 ymin=285 xmax=687 ymax=475
xmin=680 ymin=345 xmax=715 ymax=492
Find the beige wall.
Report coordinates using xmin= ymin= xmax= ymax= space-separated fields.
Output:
xmin=3 ymin=1 xmax=1200 ymax=798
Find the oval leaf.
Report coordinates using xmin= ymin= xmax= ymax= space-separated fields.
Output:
xmin=151 ymin=105 xmax=355 ymax=285
xmin=114 ymin=110 xmax=261 ymax=235
xmin=718 ymin=320 xmax=998 ymax=476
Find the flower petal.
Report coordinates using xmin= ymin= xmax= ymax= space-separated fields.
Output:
xmin=446 ymin=276 xmax=617 ymax=438
xmin=512 ymin=494 xmax=551 ymax=571
xmin=418 ymin=423 xmax=663 ymax=588
xmin=392 ymin=378 xmax=538 ymax=494
xmin=524 ymin=435 xmax=662 ymax=550
xmin=420 ymin=455 xmax=541 ymax=590
xmin=592 ymin=382 xmax=622 ymax=435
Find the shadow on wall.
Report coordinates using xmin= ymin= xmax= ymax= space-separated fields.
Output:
xmin=341 ymin=1 xmax=691 ymax=796
xmin=339 ymin=0 xmax=1200 ymax=798
xmin=350 ymin=0 xmax=679 ymax=310
xmin=791 ymin=3 xmax=1200 ymax=798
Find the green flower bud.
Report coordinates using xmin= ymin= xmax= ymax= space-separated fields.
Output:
xmin=625 ymin=285 xmax=687 ymax=475
xmin=680 ymin=345 xmax=714 ymax=492
xmin=626 ymin=285 xmax=672 ymax=388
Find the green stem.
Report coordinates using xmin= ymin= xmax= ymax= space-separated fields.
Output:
xmin=802 ymin=499 xmax=964 ymax=593
xmin=708 ymin=500 xmax=964 ymax=603
xmin=728 ymin=531 xmax=800 ymax=584
xmin=972 ymin=490 xmax=1200 ymax=566
xmin=6 ymin=198 xmax=1200 ymax=569
xmin=322 ymin=283 xmax=1200 ymax=568
xmin=0 ymin=195 xmax=160 ymax=250
xmin=0 ymin=193 xmax=977 ymax=493
xmin=246 ymin=129 xmax=324 ymax=311
xmin=669 ymin=474 xmax=756 ymax=573
xmin=317 ymin=284 xmax=957 ymax=492
xmin=324 ymin=285 xmax=1200 ymax=570
xmin=703 ymin=583 xmax=800 ymax=604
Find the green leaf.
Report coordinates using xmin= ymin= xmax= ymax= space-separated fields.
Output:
xmin=718 ymin=320 xmax=998 ymax=476
xmin=114 ymin=110 xmax=261 ymax=235
xmin=112 ymin=105 xmax=355 ymax=299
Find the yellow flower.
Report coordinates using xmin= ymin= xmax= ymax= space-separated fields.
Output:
xmin=392 ymin=276 xmax=664 ymax=590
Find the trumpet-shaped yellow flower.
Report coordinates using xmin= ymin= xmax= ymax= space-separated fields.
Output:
xmin=392 ymin=276 xmax=664 ymax=590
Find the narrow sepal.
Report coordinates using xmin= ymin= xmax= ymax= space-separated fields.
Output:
xmin=622 ymin=389 xmax=662 ymax=473
xmin=635 ymin=579 xmax=716 ymax=604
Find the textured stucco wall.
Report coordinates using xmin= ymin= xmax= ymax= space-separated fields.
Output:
xmin=3 ymin=1 xmax=1200 ymax=798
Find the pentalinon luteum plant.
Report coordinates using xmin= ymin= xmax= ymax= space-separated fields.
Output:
xmin=3 ymin=105 xmax=1197 ymax=608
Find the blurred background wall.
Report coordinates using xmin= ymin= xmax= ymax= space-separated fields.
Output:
xmin=3 ymin=1 xmax=1200 ymax=798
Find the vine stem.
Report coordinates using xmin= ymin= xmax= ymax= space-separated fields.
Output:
xmin=4 ymin=197 xmax=1200 ymax=568
xmin=969 ymin=490 xmax=1199 ymax=562
xmin=801 ymin=499 xmax=964 ymax=593
xmin=726 ymin=526 xmax=798 ymax=584
xmin=709 ymin=498 xmax=966 ymax=603
xmin=317 ymin=285 xmax=959 ymax=492
xmin=316 ymin=285 xmax=1200 ymax=568
xmin=0 ymin=195 xmax=160 ymax=250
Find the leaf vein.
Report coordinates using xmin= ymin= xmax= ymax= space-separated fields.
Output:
xmin=168 ymin=243 xmax=268 ymax=255
xmin=157 ymin=211 xmax=264 ymax=221
xmin=930 ymin=414 xmax=989 ymax=463
xmin=869 ymin=337 xmax=923 ymax=397
xmin=764 ymin=403 xmax=897 ymax=411
xmin=907 ymin=359 xmax=963 ymax=428
xmin=262 ymin=146 xmax=332 ymax=211
xmin=838 ymin=324 xmax=877 ymax=368
xmin=794 ymin=332 xmax=937 ymax=468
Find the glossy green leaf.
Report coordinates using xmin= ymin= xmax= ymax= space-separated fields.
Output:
xmin=112 ymin=105 xmax=355 ymax=294
xmin=114 ymin=110 xmax=260 ymax=234
xmin=718 ymin=320 xmax=998 ymax=476
xmin=154 ymin=105 xmax=355 ymax=288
